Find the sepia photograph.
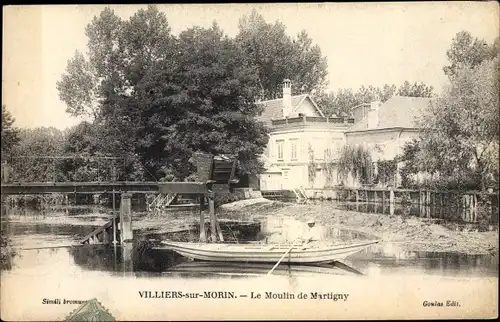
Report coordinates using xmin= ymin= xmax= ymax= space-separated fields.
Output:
xmin=1 ymin=2 xmax=499 ymax=320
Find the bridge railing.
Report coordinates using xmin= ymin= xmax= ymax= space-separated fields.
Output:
xmin=1 ymin=156 xmax=138 ymax=183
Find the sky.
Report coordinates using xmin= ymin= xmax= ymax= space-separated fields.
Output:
xmin=2 ymin=2 xmax=499 ymax=130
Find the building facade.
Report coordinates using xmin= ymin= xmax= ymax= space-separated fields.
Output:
xmin=256 ymin=80 xmax=354 ymax=190
xmin=345 ymin=96 xmax=431 ymax=186
xmin=256 ymin=81 xmax=432 ymax=191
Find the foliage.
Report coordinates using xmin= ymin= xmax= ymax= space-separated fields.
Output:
xmin=396 ymin=31 xmax=499 ymax=191
xmin=307 ymin=144 xmax=316 ymax=186
xmin=323 ymin=148 xmax=337 ymax=188
xmin=416 ymin=56 xmax=499 ymax=191
xmin=397 ymin=81 xmax=434 ymax=98
xmin=313 ymin=81 xmax=434 ymax=117
xmin=0 ymin=231 xmax=17 ymax=270
xmin=57 ymin=6 xmax=269 ymax=181
xmin=1 ymin=105 xmax=20 ymax=158
xmin=337 ymin=145 xmax=373 ymax=185
xmin=236 ymin=10 xmax=328 ymax=100
xmin=8 ymin=127 xmax=66 ymax=182
xmin=375 ymin=159 xmax=398 ymax=186
xmin=399 ymin=139 xmax=421 ymax=188
xmin=443 ymin=31 xmax=499 ymax=80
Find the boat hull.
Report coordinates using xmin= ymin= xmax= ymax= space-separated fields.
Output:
xmin=156 ymin=240 xmax=379 ymax=264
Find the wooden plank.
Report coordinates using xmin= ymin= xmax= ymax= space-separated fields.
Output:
xmin=80 ymin=217 xmax=117 ymax=243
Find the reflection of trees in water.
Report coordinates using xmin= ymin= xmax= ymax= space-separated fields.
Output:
xmin=351 ymin=244 xmax=498 ymax=276
xmin=9 ymin=223 xmax=93 ymax=237
xmin=70 ymin=245 xmax=119 ymax=271
xmin=69 ymin=238 xmax=189 ymax=273
xmin=69 ymin=223 xmax=263 ymax=273
xmin=0 ymin=233 xmax=17 ymax=270
xmin=421 ymin=252 xmax=497 ymax=272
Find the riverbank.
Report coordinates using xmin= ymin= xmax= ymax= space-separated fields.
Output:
xmin=219 ymin=199 xmax=499 ymax=255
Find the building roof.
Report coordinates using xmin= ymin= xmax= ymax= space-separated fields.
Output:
xmin=255 ymin=94 xmax=325 ymax=125
xmin=346 ymin=96 xmax=432 ymax=132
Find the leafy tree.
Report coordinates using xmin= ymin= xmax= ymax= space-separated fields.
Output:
xmin=337 ymin=145 xmax=374 ymax=185
xmin=313 ymin=81 xmax=431 ymax=117
xmin=57 ymin=7 xmax=124 ymax=120
xmin=398 ymin=138 xmax=421 ymax=188
xmin=1 ymin=105 xmax=20 ymax=157
xmin=236 ymin=10 xmax=328 ymax=100
xmin=57 ymin=51 xmax=101 ymax=120
xmin=152 ymin=23 xmax=269 ymax=178
xmin=397 ymin=81 xmax=434 ymax=97
xmin=58 ymin=6 xmax=269 ymax=181
xmin=9 ymin=127 xmax=66 ymax=182
xmin=377 ymin=84 xmax=398 ymax=102
xmin=443 ymin=31 xmax=499 ymax=80
xmin=416 ymin=56 xmax=499 ymax=190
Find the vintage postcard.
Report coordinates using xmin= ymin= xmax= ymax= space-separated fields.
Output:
xmin=1 ymin=2 xmax=499 ymax=321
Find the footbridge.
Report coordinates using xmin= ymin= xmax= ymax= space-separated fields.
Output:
xmin=1 ymin=152 xmax=242 ymax=245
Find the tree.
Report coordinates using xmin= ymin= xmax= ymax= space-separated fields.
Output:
xmin=9 ymin=127 xmax=66 ymax=182
xmin=337 ymin=145 xmax=374 ymax=185
xmin=443 ymin=31 xmax=499 ymax=80
xmin=236 ymin=10 xmax=328 ymax=100
xmin=1 ymin=105 xmax=20 ymax=157
xmin=57 ymin=7 xmax=124 ymax=120
xmin=59 ymin=6 xmax=269 ymax=181
xmin=313 ymin=81 xmax=431 ymax=117
xmin=416 ymin=56 xmax=499 ymax=190
xmin=154 ymin=23 xmax=269 ymax=178
xmin=397 ymin=81 xmax=434 ymax=97
xmin=398 ymin=138 xmax=421 ymax=188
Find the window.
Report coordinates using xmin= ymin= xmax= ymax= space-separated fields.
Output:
xmin=290 ymin=139 xmax=298 ymax=160
xmin=276 ymin=140 xmax=284 ymax=161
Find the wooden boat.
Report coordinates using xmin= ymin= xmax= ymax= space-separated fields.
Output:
xmin=156 ymin=240 xmax=380 ymax=264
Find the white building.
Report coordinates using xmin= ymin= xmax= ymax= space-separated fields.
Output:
xmin=256 ymin=80 xmax=353 ymax=191
xmin=256 ymin=80 xmax=432 ymax=191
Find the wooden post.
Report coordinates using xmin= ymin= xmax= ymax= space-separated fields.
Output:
xmin=216 ymin=220 xmax=225 ymax=242
xmin=112 ymin=189 xmax=117 ymax=245
xmin=462 ymin=195 xmax=467 ymax=222
xmin=470 ymin=194 xmax=476 ymax=222
xmin=389 ymin=187 xmax=395 ymax=216
xmin=120 ymin=192 xmax=133 ymax=243
xmin=199 ymin=194 xmax=207 ymax=242
xmin=121 ymin=242 xmax=134 ymax=276
xmin=103 ymin=229 xmax=110 ymax=245
xmin=355 ymin=190 xmax=359 ymax=203
xmin=208 ymin=192 xmax=217 ymax=242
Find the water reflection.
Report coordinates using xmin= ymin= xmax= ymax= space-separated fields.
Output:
xmin=304 ymin=200 xmax=499 ymax=231
xmin=259 ymin=215 xmax=372 ymax=243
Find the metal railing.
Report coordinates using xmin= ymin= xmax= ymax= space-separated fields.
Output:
xmin=271 ymin=115 xmax=355 ymax=127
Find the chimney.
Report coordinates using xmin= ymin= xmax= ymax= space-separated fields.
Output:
xmin=282 ymin=79 xmax=292 ymax=118
xmin=367 ymin=101 xmax=381 ymax=129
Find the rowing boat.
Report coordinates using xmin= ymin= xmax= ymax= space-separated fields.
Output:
xmin=156 ymin=240 xmax=380 ymax=264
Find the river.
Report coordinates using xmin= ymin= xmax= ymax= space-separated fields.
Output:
xmin=2 ymin=205 xmax=498 ymax=278
xmin=1 ymin=204 xmax=498 ymax=320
